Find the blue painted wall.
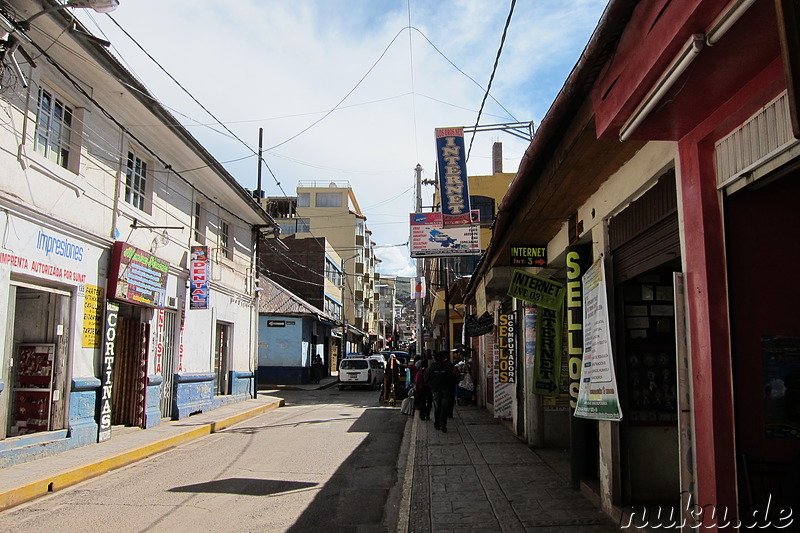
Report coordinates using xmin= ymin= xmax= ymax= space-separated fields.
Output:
xmin=259 ymin=315 xmax=320 ymax=385
xmin=144 ymin=375 xmax=162 ymax=428
xmin=173 ymin=372 xmax=214 ymax=420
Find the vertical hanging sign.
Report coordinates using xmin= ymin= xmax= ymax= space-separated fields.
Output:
xmin=574 ymin=258 xmax=622 ymax=420
xmin=98 ymin=300 xmax=119 ymax=442
xmin=533 ymin=307 xmax=563 ymax=395
xmin=190 ymin=246 xmax=210 ymax=310
xmin=498 ymin=313 xmax=516 ymax=383
xmin=435 ymin=127 xmax=471 ymax=225
xmin=566 ymin=245 xmax=590 ymax=410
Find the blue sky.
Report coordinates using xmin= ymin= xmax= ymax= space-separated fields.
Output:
xmin=74 ymin=0 xmax=608 ymax=277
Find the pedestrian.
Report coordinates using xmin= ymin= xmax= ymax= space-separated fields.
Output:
xmin=414 ymin=358 xmax=432 ymax=420
xmin=424 ymin=350 xmax=457 ymax=432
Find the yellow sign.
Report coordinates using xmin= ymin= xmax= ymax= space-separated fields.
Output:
xmin=82 ymin=285 xmax=104 ymax=348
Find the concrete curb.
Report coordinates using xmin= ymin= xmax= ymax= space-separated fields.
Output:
xmin=0 ymin=397 xmax=284 ymax=511
xmin=395 ymin=413 xmax=418 ymax=533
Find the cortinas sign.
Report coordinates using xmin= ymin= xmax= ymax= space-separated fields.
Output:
xmin=190 ymin=246 xmax=210 ymax=310
xmin=435 ymin=127 xmax=470 ymax=224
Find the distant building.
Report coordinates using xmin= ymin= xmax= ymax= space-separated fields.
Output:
xmin=262 ymin=181 xmax=380 ymax=352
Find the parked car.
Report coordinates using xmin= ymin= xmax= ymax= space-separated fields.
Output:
xmin=338 ymin=357 xmax=385 ymax=390
xmin=368 ymin=354 xmax=387 ymax=368
xmin=381 ymin=350 xmax=410 ymax=366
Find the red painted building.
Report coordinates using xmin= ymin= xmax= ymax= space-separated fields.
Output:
xmin=466 ymin=0 xmax=800 ymax=527
xmin=591 ymin=0 xmax=800 ymax=517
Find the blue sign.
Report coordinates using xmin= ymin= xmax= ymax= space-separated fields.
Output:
xmin=435 ymin=127 xmax=470 ymax=216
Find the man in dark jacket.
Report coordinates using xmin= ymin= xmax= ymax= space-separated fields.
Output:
xmin=424 ymin=351 xmax=456 ymax=432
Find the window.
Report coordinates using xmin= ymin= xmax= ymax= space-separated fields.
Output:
xmin=277 ymin=218 xmax=310 ymax=236
xmin=297 ymin=193 xmax=310 ymax=207
xmin=34 ymin=87 xmax=73 ymax=169
xmin=125 ymin=151 xmax=149 ymax=211
xmin=193 ymin=202 xmax=206 ymax=243
xmin=315 ymin=192 xmax=342 ymax=207
xmin=220 ymin=220 xmax=232 ymax=260
xmin=470 ymin=196 xmax=495 ymax=224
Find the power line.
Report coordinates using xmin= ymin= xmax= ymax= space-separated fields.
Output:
xmin=467 ymin=0 xmax=517 ymax=162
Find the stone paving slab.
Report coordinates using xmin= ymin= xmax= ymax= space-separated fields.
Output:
xmin=403 ymin=406 xmax=621 ymax=533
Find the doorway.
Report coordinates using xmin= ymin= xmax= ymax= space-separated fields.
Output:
xmin=214 ymin=322 xmax=231 ymax=395
xmin=4 ymin=284 xmax=71 ymax=438
xmin=110 ymin=305 xmax=147 ymax=428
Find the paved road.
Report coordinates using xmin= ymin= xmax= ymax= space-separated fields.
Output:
xmin=0 ymin=388 xmax=408 ymax=533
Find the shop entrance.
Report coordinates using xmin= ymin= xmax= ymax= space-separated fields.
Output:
xmin=214 ymin=322 xmax=231 ymax=395
xmin=158 ymin=310 xmax=177 ymax=419
xmin=726 ymin=172 xmax=800 ymax=511
xmin=4 ymin=284 xmax=70 ymax=438
xmin=609 ymin=168 xmax=682 ymax=504
xmin=111 ymin=305 xmax=147 ymax=428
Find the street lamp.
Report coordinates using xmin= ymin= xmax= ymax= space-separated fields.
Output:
xmin=17 ymin=1 xmax=119 ymax=30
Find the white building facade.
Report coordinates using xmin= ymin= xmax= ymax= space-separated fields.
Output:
xmin=0 ymin=0 xmax=275 ymax=466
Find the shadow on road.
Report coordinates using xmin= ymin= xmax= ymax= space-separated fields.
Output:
xmin=169 ymin=478 xmax=318 ymax=496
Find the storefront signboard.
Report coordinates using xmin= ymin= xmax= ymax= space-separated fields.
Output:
xmin=533 ymin=307 xmax=563 ymax=396
xmin=409 ymin=212 xmax=481 ymax=257
xmin=510 ymin=245 xmax=547 ymax=267
xmin=507 ymin=269 xmax=565 ymax=310
xmin=435 ymin=127 xmax=471 ymax=223
xmin=107 ymin=241 xmax=169 ymax=308
xmin=498 ymin=313 xmax=516 ymax=383
xmin=98 ymin=300 xmax=119 ymax=442
xmin=190 ymin=246 xmax=210 ymax=310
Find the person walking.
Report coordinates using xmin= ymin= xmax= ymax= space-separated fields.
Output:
xmin=425 ymin=351 xmax=456 ymax=432
xmin=414 ymin=358 xmax=432 ymax=420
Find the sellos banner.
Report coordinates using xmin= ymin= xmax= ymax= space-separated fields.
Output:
xmin=435 ymin=127 xmax=471 ymax=219
xmin=190 ymin=245 xmax=210 ymax=310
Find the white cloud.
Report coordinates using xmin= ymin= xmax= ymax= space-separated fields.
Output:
xmin=74 ymin=0 xmax=606 ymax=276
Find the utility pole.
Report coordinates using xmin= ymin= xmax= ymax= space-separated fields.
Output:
xmin=415 ymin=163 xmax=424 ymax=357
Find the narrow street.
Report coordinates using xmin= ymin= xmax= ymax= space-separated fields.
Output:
xmin=0 ymin=389 xmax=407 ymax=533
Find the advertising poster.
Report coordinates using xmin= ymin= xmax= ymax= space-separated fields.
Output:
xmin=409 ymin=212 xmax=481 ymax=257
xmin=574 ymin=258 xmax=622 ymax=421
xmin=82 ymin=284 xmax=104 ymax=348
xmin=190 ymin=245 xmax=210 ymax=310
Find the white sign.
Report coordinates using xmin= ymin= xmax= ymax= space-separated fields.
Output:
xmin=409 ymin=212 xmax=480 ymax=257
xmin=574 ymin=258 xmax=622 ymax=421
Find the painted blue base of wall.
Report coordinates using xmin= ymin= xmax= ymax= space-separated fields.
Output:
xmin=173 ymin=372 xmax=214 ymax=420
xmin=211 ymin=371 xmax=254 ymax=409
xmin=258 ymin=366 xmax=309 ymax=385
xmin=0 ymin=377 xmax=98 ymax=468
xmin=69 ymin=377 xmax=101 ymax=446
xmin=144 ymin=375 xmax=162 ymax=429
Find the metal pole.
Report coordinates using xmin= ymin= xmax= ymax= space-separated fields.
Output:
xmin=415 ymin=164 xmax=424 ymax=357
xmin=256 ymin=127 xmax=263 ymax=200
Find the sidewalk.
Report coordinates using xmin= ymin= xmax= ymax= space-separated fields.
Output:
xmin=0 ymin=393 xmax=285 ymax=511
xmin=397 ymin=405 xmax=622 ymax=532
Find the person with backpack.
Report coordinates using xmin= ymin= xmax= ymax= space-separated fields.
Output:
xmin=424 ymin=351 xmax=457 ymax=432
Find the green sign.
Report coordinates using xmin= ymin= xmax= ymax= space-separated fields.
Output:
xmin=507 ymin=270 xmax=565 ymax=310
xmin=533 ymin=307 xmax=563 ymax=395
